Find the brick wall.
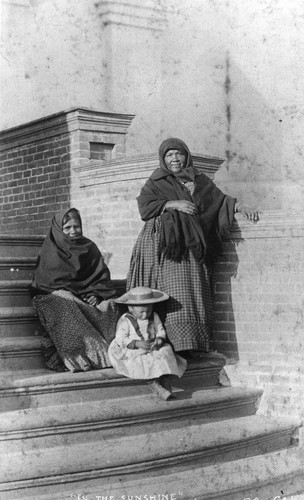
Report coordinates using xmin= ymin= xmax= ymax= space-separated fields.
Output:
xmin=0 ymin=108 xmax=134 ymax=235
xmin=0 ymin=134 xmax=71 ymax=234
xmin=213 ymin=213 xmax=304 ymax=418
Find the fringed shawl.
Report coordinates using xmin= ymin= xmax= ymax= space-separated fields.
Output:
xmin=30 ymin=208 xmax=116 ymax=300
xmin=137 ymin=138 xmax=236 ymax=262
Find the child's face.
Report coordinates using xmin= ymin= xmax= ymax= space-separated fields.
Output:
xmin=128 ymin=304 xmax=153 ymax=320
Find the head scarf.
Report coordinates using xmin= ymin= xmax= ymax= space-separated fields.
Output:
xmin=158 ymin=137 xmax=195 ymax=182
xmin=30 ymin=208 xmax=116 ymax=300
xmin=137 ymin=138 xmax=236 ymax=262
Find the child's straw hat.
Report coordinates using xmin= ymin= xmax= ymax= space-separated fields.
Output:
xmin=115 ymin=286 xmax=169 ymax=305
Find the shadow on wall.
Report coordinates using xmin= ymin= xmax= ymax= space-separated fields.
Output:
xmin=211 ymin=229 xmax=240 ymax=362
xmin=216 ymin=53 xmax=284 ymax=210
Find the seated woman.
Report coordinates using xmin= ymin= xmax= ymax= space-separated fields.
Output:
xmin=30 ymin=208 xmax=119 ymax=372
xmin=127 ymin=137 xmax=259 ymax=357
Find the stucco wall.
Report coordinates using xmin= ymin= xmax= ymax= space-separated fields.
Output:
xmin=1 ymin=0 xmax=304 ymax=211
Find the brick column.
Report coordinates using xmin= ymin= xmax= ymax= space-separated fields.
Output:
xmin=0 ymin=108 xmax=134 ymax=235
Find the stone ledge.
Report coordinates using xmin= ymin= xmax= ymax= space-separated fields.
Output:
xmin=74 ymin=153 xmax=225 ymax=186
xmin=95 ymin=0 xmax=169 ymax=31
xmin=0 ymin=108 xmax=135 ymax=152
xmin=227 ymin=211 xmax=304 ymax=240
xmin=0 ymin=235 xmax=44 ymax=246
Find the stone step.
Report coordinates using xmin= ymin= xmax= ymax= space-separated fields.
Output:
xmin=0 ymin=306 xmax=38 ymax=337
xmin=0 ymin=358 xmax=227 ymax=412
xmin=0 ymin=386 xmax=262 ymax=436
xmin=0 ymin=235 xmax=44 ymax=258
xmin=4 ymin=446 xmax=301 ymax=500
xmin=0 ymin=414 xmax=300 ymax=486
xmin=0 ymin=280 xmax=32 ymax=307
xmin=0 ymin=256 xmax=37 ymax=280
xmin=0 ymin=336 xmax=43 ymax=371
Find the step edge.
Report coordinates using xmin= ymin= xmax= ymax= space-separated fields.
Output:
xmin=0 ymin=307 xmax=36 ymax=318
xmin=0 ymin=257 xmax=37 ymax=264
xmin=0 ymin=394 xmax=262 ymax=440
xmin=0 ymin=337 xmax=41 ymax=350
xmin=0 ymin=281 xmax=31 ymax=288
xmin=0 ymin=235 xmax=44 ymax=244
xmin=0 ymin=432 xmax=299 ymax=491
xmin=1 ymin=462 xmax=303 ymax=499
xmin=0 ymin=361 xmax=225 ymax=390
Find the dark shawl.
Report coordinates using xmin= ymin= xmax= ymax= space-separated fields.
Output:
xmin=30 ymin=208 xmax=116 ymax=300
xmin=137 ymin=138 xmax=236 ymax=262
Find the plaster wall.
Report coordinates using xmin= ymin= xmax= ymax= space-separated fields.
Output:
xmin=1 ymin=0 xmax=304 ymax=211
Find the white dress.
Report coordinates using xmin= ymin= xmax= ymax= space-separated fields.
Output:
xmin=108 ymin=312 xmax=187 ymax=380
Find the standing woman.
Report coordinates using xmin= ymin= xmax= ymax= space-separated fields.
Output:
xmin=31 ymin=208 xmax=119 ymax=372
xmin=127 ymin=138 xmax=258 ymax=356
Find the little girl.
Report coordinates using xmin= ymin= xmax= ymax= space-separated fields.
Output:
xmin=108 ymin=286 xmax=187 ymax=400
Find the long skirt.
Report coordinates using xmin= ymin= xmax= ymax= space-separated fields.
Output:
xmin=127 ymin=217 xmax=213 ymax=352
xmin=32 ymin=290 xmax=120 ymax=372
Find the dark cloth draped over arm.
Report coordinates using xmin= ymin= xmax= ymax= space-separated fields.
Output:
xmin=137 ymin=168 xmax=236 ymax=262
xmin=30 ymin=209 xmax=116 ymax=300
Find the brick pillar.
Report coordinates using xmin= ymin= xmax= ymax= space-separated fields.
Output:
xmin=0 ymin=108 xmax=134 ymax=235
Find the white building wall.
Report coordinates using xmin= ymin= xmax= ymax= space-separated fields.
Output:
xmin=1 ymin=0 xmax=304 ymax=210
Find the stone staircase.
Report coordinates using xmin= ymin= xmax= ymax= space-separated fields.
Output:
xmin=0 ymin=235 xmax=303 ymax=500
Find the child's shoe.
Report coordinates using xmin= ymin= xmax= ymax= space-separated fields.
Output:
xmin=150 ymin=379 xmax=172 ymax=400
xmin=159 ymin=375 xmax=175 ymax=398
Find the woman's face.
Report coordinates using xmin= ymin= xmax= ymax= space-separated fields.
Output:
xmin=164 ymin=149 xmax=186 ymax=174
xmin=62 ymin=217 xmax=82 ymax=239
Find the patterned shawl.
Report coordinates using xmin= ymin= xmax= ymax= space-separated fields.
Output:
xmin=137 ymin=138 xmax=236 ymax=262
xmin=30 ymin=208 xmax=116 ymax=300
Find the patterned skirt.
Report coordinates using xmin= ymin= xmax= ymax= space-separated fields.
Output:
xmin=32 ymin=290 xmax=120 ymax=372
xmin=127 ymin=217 xmax=213 ymax=352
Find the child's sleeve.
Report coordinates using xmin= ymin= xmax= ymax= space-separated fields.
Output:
xmin=115 ymin=316 xmax=132 ymax=348
xmin=154 ymin=312 xmax=166 ymax=340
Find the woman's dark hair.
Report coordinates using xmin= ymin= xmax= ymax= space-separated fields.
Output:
xmin=62 ymin=208 xmax=82 ymax=228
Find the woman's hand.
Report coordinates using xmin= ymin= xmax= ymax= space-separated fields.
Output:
xmin=235 ymin=202 xmax=260 ymax=222
xmin=83 ymin=295 xmax=100 ymax=307
xmin=165 ymin=200 xmax=198 ymax=215
xmin=135 ymin=340 xmax=151 ymax=352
